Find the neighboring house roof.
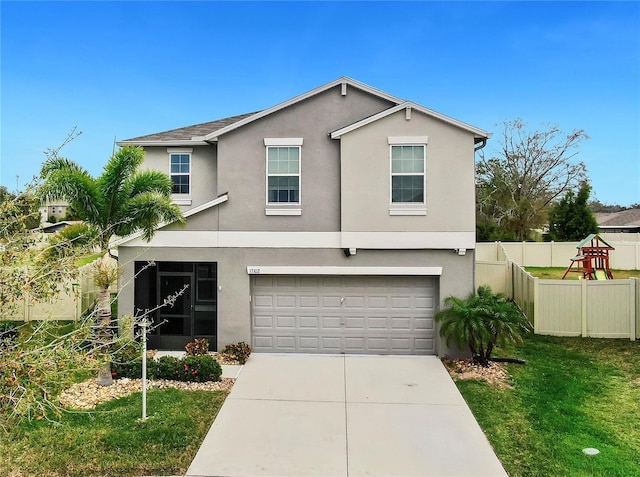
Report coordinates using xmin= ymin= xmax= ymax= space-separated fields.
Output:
xmin=38 ymin=221 xmax=82 ymax=233
xmin=118 ymin=76 xmax=488 ymax=147
xmin=330 ymin=101 xmax=491 ymax=141
xmin=596 ymin=209 xmax=640 ymax=227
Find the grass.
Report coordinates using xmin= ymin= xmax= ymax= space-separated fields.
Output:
xmin=455 ymin=335 xmax=640 ymax=477
xmin=525 ymin=266 xmax=640 ymax=280
xmin=76 ymin=253 xmax=102 ymax=267
xmin=1 ymin=388 xmax=227 ymax=477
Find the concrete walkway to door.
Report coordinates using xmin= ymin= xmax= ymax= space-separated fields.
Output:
xmin=186 ymin=354 xmax=507 ymax=477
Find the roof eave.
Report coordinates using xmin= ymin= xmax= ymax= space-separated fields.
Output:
xmin=116 ymin=139 xmax=209 ymax=147
xmin=330 ymin=102 xmax=491 ymax=140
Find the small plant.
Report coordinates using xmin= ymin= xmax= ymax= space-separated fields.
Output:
xmin=185 ymin=337 xmax=210 ymax=356
xmin=220 ymin=341 xmax=252 ymax=365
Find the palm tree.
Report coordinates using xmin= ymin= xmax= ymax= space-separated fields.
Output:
xmin=40 ymin=145 xmax=185 ymax=385
xmin=436 ymin=286 xmax=532 ymax=366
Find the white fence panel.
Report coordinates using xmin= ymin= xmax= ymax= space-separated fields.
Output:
xmin=586 ymin=281 xmax=633 ymax=338
xmin=476 ymin=243 xmax=638 ymax=340
xmin=537 ymin=280 xmax=582 ymax=336
xmin=482 ymin=241 xmax=640 ymax=270
xmin=475 ymin=261 xmax=510 ymax=295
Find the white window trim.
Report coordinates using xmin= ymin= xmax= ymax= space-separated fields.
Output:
xmin=168 ymin=150 xmax=192 ymax=198
xmin=265 ymin=138 xmax=303 ymax=211
xmin=389 ymin=141 xmax=427 ymax=213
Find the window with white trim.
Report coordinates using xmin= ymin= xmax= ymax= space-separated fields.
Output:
xmin=265 ymin=139 xmax=302 ymax=205
xmin=391 ymin=145 xmax=425 ymax=203
xmin=170 ymin=153 xmax=190 ymax=194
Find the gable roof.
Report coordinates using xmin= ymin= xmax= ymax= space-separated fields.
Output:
xmin=117 ymin=76 xmax=489 ymax=146
xmin=330 ymin=101 xmax=491 ymax=140
xmin=196 ymin=76 xmax=404 ymax=142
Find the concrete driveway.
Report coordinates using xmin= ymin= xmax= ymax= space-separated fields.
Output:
xmin=186 ymin=354 xmax=507 ymax=477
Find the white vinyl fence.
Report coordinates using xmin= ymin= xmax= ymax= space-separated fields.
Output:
xmin=1 ymin=261 xmax=102 ymax=322
xmin=476 ymin=242 xmax=639 ymax=340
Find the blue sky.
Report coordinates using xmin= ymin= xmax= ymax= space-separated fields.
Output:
xmin=2 ymin=1 xmax=639 ymax=205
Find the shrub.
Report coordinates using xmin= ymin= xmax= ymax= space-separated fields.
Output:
xmin=220 ymin=341 xmax=252 ymax=365
xmin=185 ymin=337 xmax=209 ymax=356
xmin=110 ymin=339 xmax=143 ymax=379
xmin=151 ymin=355 xmax=221 ymax=382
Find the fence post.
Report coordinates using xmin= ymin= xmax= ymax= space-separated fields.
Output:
xmin=581 ymin=279 xmax=588 ymax=337
xmin=630 ymin=278 xmax=637 ymax=341
xmin=533 ymin=276 xmax=539 ymax=334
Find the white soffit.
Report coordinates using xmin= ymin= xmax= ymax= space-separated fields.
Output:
xmin=246 ymin=266 xmax=443 ymax=276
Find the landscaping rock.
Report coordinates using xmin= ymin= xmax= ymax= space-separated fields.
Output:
xmin=59 ymin=377 xmax=235 ymax=410
xmin=442 ymin=358 xmax=512 ymax=389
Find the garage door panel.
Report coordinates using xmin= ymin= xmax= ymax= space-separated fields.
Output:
xmin=299 ymin=316 xmax=320 ymax=328
xmin=322 ymin=316 xmax=342 ymax=329
xmin=322 ymin=296 xmax=342 ymax=308
xmin=251 ymin=275 xmax=437 ymax=354
xmin=300 ymin=296 xmax=319 ymax=307
xmin=253 ymin=315 xmax=274 ymax=328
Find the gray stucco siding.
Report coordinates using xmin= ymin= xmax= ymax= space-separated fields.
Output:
xmin=118 ymin=245 xmax=473 ymax=356
xmin=340 ymin=110 xmax=477 ymax=233
xmin=140 ymin=145 xmax=217 ymax=211
xmin=215 ymin=85 xmax=395 ymax=232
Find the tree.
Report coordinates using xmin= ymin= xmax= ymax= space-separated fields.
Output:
xmin=476 ymin=119 xmax=589 ymax=241
xmin=547 ymin=183 xmax=599 ymax=241
xmin=39 ymin=145 xmax=185 ymax=385
xmin=435 ymin=286 xmax=532 ymax=367
xmin=39 ymin=145 xmax=184 ymax=254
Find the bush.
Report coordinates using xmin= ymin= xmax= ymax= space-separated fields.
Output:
xmin=152 ymin=355 xmax=221 ymax=382
xmin=112 ymin=354 xmax=222 ymax=382
xmin=220 ymin=341 xmax=252 ymax=365
xmin=185 ymin=337 xmax=209 ymax=356
xmin=110 ymin=339 xmax=143 ymax=380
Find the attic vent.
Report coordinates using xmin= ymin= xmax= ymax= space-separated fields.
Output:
xmin=405 ymin=106 xmax=412 ymax=120
xmin=341 ymin=82 xmax=347 ymax=96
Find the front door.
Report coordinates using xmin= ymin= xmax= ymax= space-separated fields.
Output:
xmin=157 ymin=272 xmax=193 ymax=350
xmin=135 ymin=261 xmax=217 ymax=350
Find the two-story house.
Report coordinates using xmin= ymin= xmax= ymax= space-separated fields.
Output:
xmin=115 ymin=77 xmax=490 ymax=355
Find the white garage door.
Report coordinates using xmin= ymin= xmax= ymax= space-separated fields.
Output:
xmin=251 ymin=275 xmax=438 ymax=355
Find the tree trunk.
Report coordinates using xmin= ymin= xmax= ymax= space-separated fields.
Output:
xmin=96 ymin=286 xmax=113 ymax=386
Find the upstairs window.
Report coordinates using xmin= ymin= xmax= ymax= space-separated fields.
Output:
xmin=266 ymin=145 xmax=300 ymax=204
xmin=391 ymin=145 xmax=425 ymax=203
xmin=170 ymin=153 xmax=190 ymax=194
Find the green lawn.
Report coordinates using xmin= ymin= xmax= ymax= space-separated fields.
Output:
xmin=0 ymin=388 xmax=227 ymax=477
xmin=525 ymin=266 xmax=640 ymax=280
xmin=455 ymin=335 xmax=640 ymax=477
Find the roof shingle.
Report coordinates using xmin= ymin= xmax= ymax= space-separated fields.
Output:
xmin=121 ymin=111 xmax=260 ymax=142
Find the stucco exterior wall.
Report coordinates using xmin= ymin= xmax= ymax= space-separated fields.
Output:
xmin=215 ymin=85 xmax=394 ymax=232
xmin=340 ymin=110 xmax=477 ymax=233
xmin=118 ymin=245 xmax=473 ymax=356
xmin=139 ymin=145 xmax=217 ymax=210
